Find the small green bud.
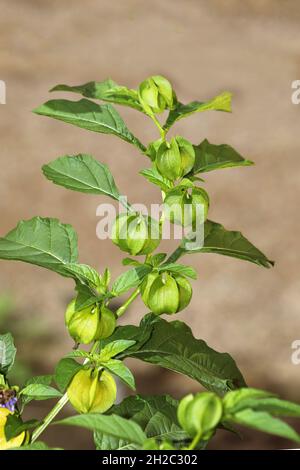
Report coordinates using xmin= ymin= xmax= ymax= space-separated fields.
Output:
xmin=156 ymin=137 xmax=195 ymax=181
xmin=67 ymin=368 xmax=117 ymax=414
xmin=138 ymin=75 xmax=176 ymax=114
xmin=112 ymin=213 xmax=161 ymax=256
xmin=164 ymin=185 xmax=209 ymax=227
xmin=140 ymin=272 xmax=192 ymax=315
xmin=65 ymin=300 xmax=100 ymax=345
xmin=177 ymin=392 xmax=223 ymax=439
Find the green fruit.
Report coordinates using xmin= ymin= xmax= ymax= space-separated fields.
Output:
xmin=65 ymin=300 xmax=100 ymax=345
xmin=156 ymin=136 xmax=195 ymax=181
xmin=67 ymin=368 xmax=117 ymax=414
xmin=164 ymin=186 xmax=209 ymax=227
xmin=141 ymin=272 xmax=192 ymax=315
xmin=96 ymin=306 xmax=116 ymax=339
xmin=177 ymin=392 xmax=223 ymax=438
xmin=138 ymin=75 xmax=175 ymax=114
xmin=112 ymin=213 xmax=161 ymax=256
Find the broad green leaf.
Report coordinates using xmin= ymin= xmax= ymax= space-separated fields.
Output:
xmin=170 ymin=220 xmax=274 ymax=268
xmin=111 ymin=265 xmax=152 ymax=296
xmin=223 ymin=388 xmax=275 ymax=413
xmin=149 ymin=253 xmax=167 ymax=267
xmin=56 ymin=413 xmax=146 ymax=446
xmin=0 ymin=217 xmax=78 ymax=278
xmin=109 ymin=313 xmax=246 ymax=395
xmin=22 ymin=375 xmax=54 ymax=406
xmin=94 ymin=395 xmax=187 ymax=450
xmin=229 ymin=408 xmax=300 ymax=443
xmin=54 ymin=358 xmax=83 ymax=392
xmin=64 ymin=263 xmax=102 ymax=289
xmin=159 ymin=262 xmax=197 ymax=279
xmin=20 ymin=384 xmax=62 ymax=400
xmin=99 ymin=340 xmax=136 ymax=361
xmin=25 ymin=375 xmax=53 ymax=387
xmin=34 ymin=99 xmax=145 ymax=151
xmin=122 ymin=257 xmax=142 ymax=267
xmin=140 ymin=167 xmax=173 ymax=192
xmin=74 ymin=283 xmax=102 ymax=311
xmin=42 ymin=154 xmax=120 ymax=200
xmin=51 ymin=79 xmax=143 ymax=112
xmin=5 ymin=415 xmax=39 ymax=440
xmin=192 ymin=139 xmax=253 ymax=174
xmin=65 ymin=350 xmax=92 ymax=360
xmin=164 ymin=91 xmax=232 ymax=130
xmin=103 ymin=359 xmax=135 ymax=390
xmin=0 ymin=333 xmax=16 ymax=375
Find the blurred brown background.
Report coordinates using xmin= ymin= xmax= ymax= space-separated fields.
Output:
xmin=1 ymin=0 xmax=300 ymax=449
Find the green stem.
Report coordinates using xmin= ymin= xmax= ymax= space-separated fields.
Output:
xmin=165 ymin=246 xmax=183 ymax=264
xmin=116 ymin=287 xmax=140 ymax=317
xmin=149 ymin=114 xmax=166 ymax=140
xmin=188 ymin=430 xmax=202 ymax=450
xmin=31 ymin=341 xmax=99 ymax=443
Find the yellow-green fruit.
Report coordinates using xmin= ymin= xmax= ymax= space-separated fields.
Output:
xmin=112 ymin=213 xmax=161 ymax=256
xmin=65 ymin=300 xmax=100 ymax=345
xmin=177 ymin=392 xmax=223 ymax=438
xmin=141 ymin=272 xmax=192 ymax=315
xmin=156 ymin=136 xmax=195 ymax=181
xmin=138 ymin=75 xmax=175 ymax=114
xmin=67 ymin=369 xmax=117 ymax=414
xmin=164 ymin=186 xmax=209 ymax=227
xmin=96 ymin=306 xmax=116 ymax=339
xmin=0 ymin=408 xmax=26 ymax=450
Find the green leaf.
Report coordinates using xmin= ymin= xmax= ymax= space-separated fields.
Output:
xmin=34 ymin=99 xmax=145 ymax=151
xmin=94 ymin=395 xmax=187 ymax=450
xmin=224 ymin=389 xmax=300 ymax=417
xmin=192 ymin=139 xmax=254 ymax=174
xmin=20 ymin=384 xmax=62 ymax=400
xmin=174 ymin=220 xmax=274 ymax=268
xmin=103 ymin=359 xmax=135 ymax=390
xmin=64 ymin=263 xmax=102 ymax=290
xmin=22 ymin=375 xmax=54 ymax=406
xmin=51 ymin=79 xmax=143 ymax=112
xmin=42 ymin=154 xmax=120 ymax=200
xmin=56 ymin=413 xmax=146 ymax=446
xmin=140 ymin=167 xmax=173 ymax=192
xmin=159 ymin=263 xmax=197 ymax=279
xmin=111 ymin=265 xmax=152 ymax=296
xmin=54 ymin=358 xmax=83 ymax=392
xmin=5 ymin=415 xmax=39 ymax=440
xmin=223 ymin=388 xmax=275 ymax=414
xmin=164 ymin=91 xmax=232 ymax=130
xmin=0 ymin=333 xmax=16 ymax=375
xmin=122 ymin=257 xmax=142 ymax=267
xmin=11 ymin=441 xmax=56 ymax=450
xmin=99 ymin=340 xmax=136 ymax=361
xmin=0 ymin=217 xmax=78 ymax=278
xmin=229 ymin=409 xmax=300 ymax=443
xmin=108 ymin=313 xmax=246 ymax=395
xmin=65 ymin=350 xmax=92 ymax=360
xmin=149 ymin=253 xmax=167 ymax=267
xmin=74 ymin=283 xmax=101 ymax=311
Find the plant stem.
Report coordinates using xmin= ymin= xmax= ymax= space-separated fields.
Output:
xmin=165 ymin=246 xmax=183 ymax=264
xmin=116 ymin=287 xmax=140 ymax=317
xmin=188 ymin=430 xmax=202 ymax=450
xmin=149 ymin=114 xmax=166 ymax=140
xmin=31 ymin=341 xmax=99 ymax=443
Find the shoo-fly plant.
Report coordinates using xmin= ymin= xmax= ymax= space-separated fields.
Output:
xmin=0 ymin=75 xmax=300 ymax=451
